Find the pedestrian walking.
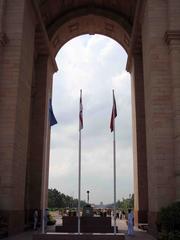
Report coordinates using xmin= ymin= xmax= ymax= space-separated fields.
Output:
xmin=127 ymin=209 xmax=134 ymax=236
xmin=33 ymin=209 xmax=38 ymax=230
xmin=44 ymin=208 xmax=49 ymax=231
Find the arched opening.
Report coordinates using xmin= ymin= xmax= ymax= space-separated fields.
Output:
xmin=49 ymin=34 xmax=133 ymax=208
xmin=45 ymin=9 xmax=148 ymax=226
xmin=26 ymin=9 xmax=148 ymax=233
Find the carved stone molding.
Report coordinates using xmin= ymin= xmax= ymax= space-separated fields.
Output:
xmin=165 ymin=30 xmax=180 ymax=45
xmin=0 ymin=32 xmax=8 ymax=46
xmin=126 ymin=34 xmax=142 ymax=72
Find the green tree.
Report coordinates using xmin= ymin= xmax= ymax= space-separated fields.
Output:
xmin=48 ymin=188 xmax=86 ymax=209
xmin=116 ymin=194 xmax=134 ymax=213
xmin=48 ymin=189 xmax=61 ymax=208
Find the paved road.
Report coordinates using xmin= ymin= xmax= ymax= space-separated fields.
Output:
xmin=116 ymin=219 xmax=155 ymax=240
xmin=5 ymin=219 xmax=156 ymax=240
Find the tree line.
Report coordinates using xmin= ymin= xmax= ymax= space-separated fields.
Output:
xmin=48 ymin=188 xmax=134 ymax=211
xmin=105 ymin=194 xmax=134 ymax=212
xmin=117 ymin=194 xmax=134 ymax=211
xmin=48 ymin=188 xmax=86 ymax=209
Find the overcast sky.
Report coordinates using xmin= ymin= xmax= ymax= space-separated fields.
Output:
xmin=48 ymin=34 xmax=133 ymax=205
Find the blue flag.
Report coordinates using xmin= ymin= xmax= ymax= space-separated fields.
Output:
xmin=49 ymin=99 xmax=57 ymax=126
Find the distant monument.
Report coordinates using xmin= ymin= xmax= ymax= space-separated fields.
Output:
xmin=87 ymin=191 xmax=90 ymax=203
xmin=82 ymin=204 xmax=93 ymax=217
xmin=82 ymin=190 xmax=93 ymax=217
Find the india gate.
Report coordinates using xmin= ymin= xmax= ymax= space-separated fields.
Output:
xmin=0 ymin=0 xmax=180 ymax=237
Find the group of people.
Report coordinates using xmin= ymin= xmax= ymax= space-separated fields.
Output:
xmin=33 ymin=208 xmax=134 ymax=236
xmin=115 ymin=209 xmax=134 ymax=236
xmin=116 ymin=210 xmax=126 ymax=219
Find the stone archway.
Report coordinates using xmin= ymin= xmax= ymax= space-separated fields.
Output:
xmin=48 ymin=6 xmax=148 ymax=223
xmin=27 ymin=0 xmax=148 ymax=234
xmin=0 ymin=0 xmax=180 ymax=237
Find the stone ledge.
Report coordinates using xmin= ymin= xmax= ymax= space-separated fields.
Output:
xmin=164 ymin=30 xmax=180 ymax=44
xmin=33 ymin=233 xmax=125 ymax=240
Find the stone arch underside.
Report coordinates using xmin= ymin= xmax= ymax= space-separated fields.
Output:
xmin=48 ymin=9 xmax=131 ymax=57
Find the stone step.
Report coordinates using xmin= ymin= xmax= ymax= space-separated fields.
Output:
xmin=33 ymin=233 xmax=125 ymax=240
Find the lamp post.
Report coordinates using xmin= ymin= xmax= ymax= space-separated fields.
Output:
xmin=87 ymin=190 xmax=90 ymax=204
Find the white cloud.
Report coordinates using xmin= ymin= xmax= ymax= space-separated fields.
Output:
xmin=49 ymin=34 xmax=133 ymax=204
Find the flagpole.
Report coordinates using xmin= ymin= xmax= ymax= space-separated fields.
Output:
xmin=78 ymin=89 xmax=82 ymax=234
xmin=78 ymin=127 xmax=81 ymax=234
xmin=113 ymin=90 xmax=117 ymax=235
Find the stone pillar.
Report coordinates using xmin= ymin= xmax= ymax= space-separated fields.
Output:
xmin=142 ymin=0 xmax=175 ymax=234
xmin=166 ymin=0 xmax=180 ymax=201
xmin=130 ymin=50 xmax=148 ymax=225
xmin=25 ymin=55 xmax=53 ymax=222
xmin=0 ymin=0 xmax=35 ymax=235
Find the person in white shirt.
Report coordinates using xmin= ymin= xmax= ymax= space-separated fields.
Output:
xmin=33 ymin=209 xmax=38 ymax=230
xmin=44 ymin=208 xmax=49 ymax=231
xmin=127 ymin=209 xmax=134 ymax=236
